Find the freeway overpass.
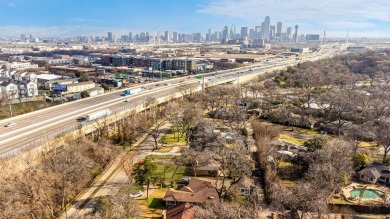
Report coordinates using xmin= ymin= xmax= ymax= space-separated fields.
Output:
xmin=0 ymin=46 xmax=337 ymax=158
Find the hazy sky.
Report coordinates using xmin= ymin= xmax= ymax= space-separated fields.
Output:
xmin=0 ymin=0 xmax=389 ymax=37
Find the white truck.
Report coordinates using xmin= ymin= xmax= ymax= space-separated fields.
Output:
xmin=86 ymin=109 xmax=112 ymax=121
xmin=122 ymin=87 xmax=142 ymax=96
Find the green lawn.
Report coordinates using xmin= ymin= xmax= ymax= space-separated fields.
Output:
xmin=154 ymin=146 xmax=173 ymax=153
xmin=155 ymin=164 xmax=192 ymax=182
xmin=359 ymin=141 xmax=379 ymax=150
xmin=279 ymin=134 xmax=306 ymax=145
xmin=145 ymin=155 xmax=176 ymax=160
xmin=159 ymin=133 xmax=186 ymax=146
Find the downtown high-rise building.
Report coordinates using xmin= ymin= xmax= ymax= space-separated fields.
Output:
xmin=262 ymin=16 xmax=271 ymax=41
xmin=276 ymin=22 xmax=282 ymax=38
xmin=128 ymin=32 xmax=133 ymax=42
xmin=107 ymin=32 xmax=113 ymax=42
xmin=270 ymin=25 xmax=276 ymax=40
xmin=249 ymin=29 xmax=255 ymax=39
xmin=240 ymin=27 xmax=248 ymax=39
xmin=222 ymin=26 xmax=229 ymax=40
xmin=287 ymin=27 xmax=293 ymax=39
xmin=173 ymin=32 xmax=178 ymax=42
xmin=255 ymin=26 xmax=261 ymax=38
xmin=229 ymin=25 xmax=236 ymax=39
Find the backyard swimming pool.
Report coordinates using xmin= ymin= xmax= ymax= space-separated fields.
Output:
xmin=350 ymin=189 xmax=382 ymax=199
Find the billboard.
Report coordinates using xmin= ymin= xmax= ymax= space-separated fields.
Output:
xmin=52 ymin=84 xmax=67 ymax=92
xmin=115 ymin=73 xmax=128 ymax=79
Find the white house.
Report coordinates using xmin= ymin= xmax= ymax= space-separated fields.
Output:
xmin=0 ymin=81 xmax=19 ymax=100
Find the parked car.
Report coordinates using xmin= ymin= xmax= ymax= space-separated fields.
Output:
xmin=4 ymin=122 xmax=15 ymax=127
xmin=76 ymin=117 xmax=86 ymax=122
xmin=129 ymin=191 xmax=143 ymax=198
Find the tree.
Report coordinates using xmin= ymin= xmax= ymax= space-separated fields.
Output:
xmin=383 ymin=158 xmax=390 ymax=167
xmin=179 ymin=148 xmax=208 ymax=177
xmin=101 ymin=83 xmax=110 ymax=91
xmin=194 ymin=202 xmax=259 ymax=219
xmin=303 ymin=136 xmax=328 ymax=152
xmin=209 ymin=141 xmax=253 ymax=199
xmin=179 ymin=103 xmax=202 ymax=144
xmin=352 ymin=153 xmax=370 ymax=171
xmin=78 ymin=72 xmax=89 ymax=82
xmin=150 ymin=121 xmax=164 ymax=150
xmin=132 ymin=159 xmax=158 ymax=198
xmin=374 ymin=119 xmax=390 ymax=162
xmin=81 ymin=91 xmax=90 ymax=98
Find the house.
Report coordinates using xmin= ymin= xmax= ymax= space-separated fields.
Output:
xmin=0 ymin=81 xmax=19 ymax=99
xmin=194 ymin=166 xmax=220 ymax=177
xmin=162 ymin=203 xmax=196 ymax=219
xmin=233 ymin=176 xmax=255 ymax=196
xmin=359 ymin=162 xmax=390 ymax=184
xmin=163 ymin=178 xmax=219 ymax=207
xmin=0 ymin=80 xmax=39 ymax=101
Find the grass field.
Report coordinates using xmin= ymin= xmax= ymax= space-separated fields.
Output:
xmin=159 ymin=132 xmax=186 ymax=146
xmin=282 ymin=127 xmax=318 ymax=135
xmin=154 ymin=146 xmax=173 ymax=153
xmin=155 ymin=164 xmax=192 ymax=182
xmin=359 ymin=141 xmax=378 ymax=150
xmin=279 ymin=134 xmax=306 ymax=145
xmin=138 ymin=188 xmax=168 ymax=218
xmin=145 ymin=155 xmax=176 ymax=160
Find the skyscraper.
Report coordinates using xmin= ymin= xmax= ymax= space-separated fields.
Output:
xmin=276 ymin=22 xmax=282 ymax=38
xmin=107 ymin=32 xmax=113 ymax=42
xmin=128 ymin=32 xmax=133 ymax=42
xmin=229 ymin=24 xmax=235 ymax=40
xmin=249 ymin=29 xmax=255 ymax=39
xmin=222 ymin=26 xmax=229 ymax=40
xmin=263 ymin=16 xmax=271 ymax=41
xmin=270 ymin=25 xmax=276 ymax=40
xmin=240 ymin=27 xmax=248 ymax=39
xmin=255 ymin=26 xmax=261 ymax=38
xmin=294 ymin=25 xmax=299 ymax=43
xmin=287 ymin=27 xmax=292 ymax=39
xmin=173 ymin=32 xmax=178 ymax=42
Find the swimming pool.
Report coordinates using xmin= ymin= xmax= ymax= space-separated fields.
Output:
xmin=350 ymin=189 xmax=382 ymax=199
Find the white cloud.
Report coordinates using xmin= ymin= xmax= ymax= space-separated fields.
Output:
xmin=197 ymin=0 xmax=390 ymax=36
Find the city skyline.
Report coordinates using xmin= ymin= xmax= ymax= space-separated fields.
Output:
xmin=0 ymin=0 xmax=389 ymax=38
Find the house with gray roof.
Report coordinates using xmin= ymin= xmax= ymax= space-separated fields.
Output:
xmin=359 ymin=162 xmax=390 ymax=184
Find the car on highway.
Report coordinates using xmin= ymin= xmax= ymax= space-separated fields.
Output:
xmin=76 ymin=117 xmax=86 ymax=122
xmin=4 ymin=122 xmax=15 ymax=127
xmin=155 ymin=84 xmax=160 ymax=86
xmin=129 ymin=191 xmax=143 ymax=198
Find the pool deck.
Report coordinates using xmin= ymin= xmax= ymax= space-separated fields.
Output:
xmin=341 ymin=182 xmax=390 ymax=204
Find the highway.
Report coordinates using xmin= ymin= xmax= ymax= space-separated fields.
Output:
xmin=0 ymin=45 xmax=338 ymax=157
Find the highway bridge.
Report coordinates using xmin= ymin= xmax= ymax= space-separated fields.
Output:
xmin=0 ymin=45 xmax=339 ymax=158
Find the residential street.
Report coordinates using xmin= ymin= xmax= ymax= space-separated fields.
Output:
xmin=63 ymin=122 xmax=173 ymax=219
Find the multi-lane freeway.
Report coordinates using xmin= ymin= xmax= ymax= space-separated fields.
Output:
xmin=0 ymin=45 xmax=339 ymax=157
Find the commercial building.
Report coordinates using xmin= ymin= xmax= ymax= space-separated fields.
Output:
xmin=276 ymin=22 xmax=283 ymax=38
xmin=306 ymin=34 xmax=320 ymax=42
xmin=291 ymin=48 xmax=310 ymax=54
xmin=4 ymin=62 xmax=38 ymax=70
xmin=240 ymin=27 xmax=248 ymax=39
xmin=44 ymin=78 xmax=79 ymax=90
xmin=66 ymin=81 xmax=96 ymax=93
xmin=85 ymin=87 xmax=104 ymax=97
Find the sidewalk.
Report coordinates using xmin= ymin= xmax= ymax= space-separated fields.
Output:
xmin=63 ymin=121 xmax=173 ymax=218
